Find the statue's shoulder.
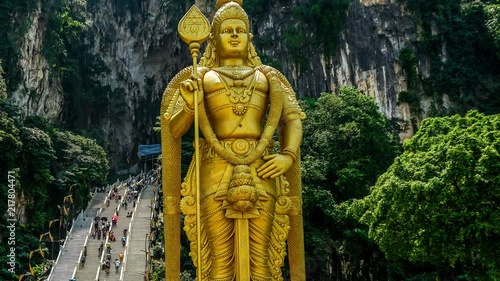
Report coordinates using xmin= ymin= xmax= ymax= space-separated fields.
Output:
xmin=168 ymin=66 xmax=211 ymax=84
xmin=203 ymin=69 xmax=224 ymax=93
xmin=170 ymin=66 xmax=193 ymax=83
xmin=258 ymin=65 xmax=294 ymax=91
xmin=203 ymin=68 xmax=219 ymax=81
xmin=258 ymin=65 xmax=305 ymax=119
xmin=161 ymin=66 xmax=210 ymax=116
xmin=257 ymin=65 xmax=279 ymax=75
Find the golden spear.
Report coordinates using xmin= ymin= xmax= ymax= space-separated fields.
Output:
xmin=178 ymin=5 xmax=210 ymax=280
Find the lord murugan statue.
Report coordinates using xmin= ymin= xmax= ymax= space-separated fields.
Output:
xmin=160 ymin=0 xmax=306 ymax=280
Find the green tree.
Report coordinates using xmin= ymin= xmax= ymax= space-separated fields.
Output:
xmin=0 ymin=67 xmax=23 ymax=279
xmin=360 ymin=111 xmax=500 ymax=280
xmin=0 ymin=112 xmax=110 ymax=278
xmin=52 ymin=129 xmax=109 ymax=209
xmin=19 ymin=126 xmax=56 ymax=228
xmin=0 ymin=63 xmax=21 ymax=169
xmin=302 ymin=87 xmax=400 ymax=201
xmin=300 ymin=87 xmax=401 ymax=279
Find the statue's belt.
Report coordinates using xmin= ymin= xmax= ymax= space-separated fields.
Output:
xmin=199 ymin=138 xmax=271 ymax=162
xmin=196 ymin=139 xmax=277 ymax=201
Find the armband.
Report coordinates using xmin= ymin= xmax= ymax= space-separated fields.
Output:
xmin=282 ymin=148 xmax=298 ymax=162
xmin=183 ymin=104 xmax=194 ymax=114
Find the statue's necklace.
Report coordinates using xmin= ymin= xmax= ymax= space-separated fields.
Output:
xmin=214 ymin=68 xmax=259 ymax=116
xmin=213 ymin=66 xmax=256 ymax=81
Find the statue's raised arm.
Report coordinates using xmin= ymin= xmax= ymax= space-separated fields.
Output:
xmin=161 ymin=0 xmax=306 ymax=280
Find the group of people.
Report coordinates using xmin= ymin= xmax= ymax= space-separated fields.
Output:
xmin=94 ymin=186 xmax=107 ymax=193
xmin=96 ymin=183 xmax=128 ymax=276
xmin=97 ymin=241 xmax=124 ymax=275
xmin=126 ymin=168 xmax=160 ymax=195
xmin=91 ymin=217 xmax=111 ymax=240
xmin=101 ymin=255 xmax=123 ymax=275
xmin=85 ymin=168 xmax=160 ymax=277
xmin=79 ymin=242 xmax=121 ymax=276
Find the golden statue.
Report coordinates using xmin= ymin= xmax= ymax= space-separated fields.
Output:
xmin=160 ymin=0 xmax=306 ymax=280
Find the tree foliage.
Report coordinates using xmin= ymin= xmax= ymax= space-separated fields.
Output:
xmin=302 ymin=87 xmax=401 ymax=201
xmin=51 ymin=129 xmax=109 ymax=208
xmin=20 ymin=115 xmax=110 ymax=213
xmin=18 ymin=126 xmax=56 ymax=225
xmin=360 ymin=111 xmax=500 ymax=280
xmin=300 ymin=87 xmax=401 ymax=279
xmin=0 ymin=109 xmax=21 ymax=170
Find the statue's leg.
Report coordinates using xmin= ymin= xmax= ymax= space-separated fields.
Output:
xmin=202 ymin=194 xmax=235 ymax=280
xmin=249 ymin=196 xmax=275 ymax=281
xmin=200 ymin=157 xmax=235 ymax=280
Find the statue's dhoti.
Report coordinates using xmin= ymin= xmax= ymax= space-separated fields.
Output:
xmin=182 ymin=139 xmax=290 ymax=281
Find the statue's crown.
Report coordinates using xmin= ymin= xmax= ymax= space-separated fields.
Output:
xmin=216 ymin=0 xmax=243 ymax=9
xmin=212 ymin=0 xmax=249 ymax=34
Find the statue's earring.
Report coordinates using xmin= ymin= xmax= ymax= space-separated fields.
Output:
xmin=249 ymin=33 xmax=254 ymax=40
xmin=209 ymin=33 xmax=215 ymax=46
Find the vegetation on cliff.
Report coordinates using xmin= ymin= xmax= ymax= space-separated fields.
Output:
xmin=0 ymin=0 xmax=38 ymax=92
xmin=0 ymin=61 xmax=109 ymax=280
xmin=246 ymin=0 xmax=349 ymax=70
xmin=399 ymin=0 xmax=500 ymax=116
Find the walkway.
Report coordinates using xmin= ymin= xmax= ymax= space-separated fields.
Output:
xmin=74 ymin=182 xmax=132 ymax=281
xmin=47 ymin=174 xmax=158 ymax=281
xmin=122 ymin=184 xmax=155 ymax=280
xmin=48 ymin=187 xmax=110 ymax=281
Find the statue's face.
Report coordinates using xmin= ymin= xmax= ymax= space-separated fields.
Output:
xmin=216 ymin=19 xmax=248 ymax=59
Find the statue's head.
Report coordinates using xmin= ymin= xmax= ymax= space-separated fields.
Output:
xmin=212 ymin=0 xmax=249 ymax=36
xmin=200 ymin=0 xmax=261 ymax=67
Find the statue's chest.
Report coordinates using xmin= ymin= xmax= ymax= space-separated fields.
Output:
xmin=204 ymin=71 xmax=268 ymax=117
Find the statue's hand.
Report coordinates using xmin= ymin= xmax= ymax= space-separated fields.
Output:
xmin=257 ymin=154 xmax=294 ymax=179
xmin=179 ymin=77 xmax=203 ymax=109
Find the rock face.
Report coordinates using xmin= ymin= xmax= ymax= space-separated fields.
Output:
xmin=84 ymin=0 xmax=189 ymax=168
xmin=251 ymin=0 xmax=420 ymax=136
xmin=334 ymin=0 xmax=418 ymax=137
xmin=11 ymin=1 xmax=64 ymax=121
xmin=13 ymin=0 xmax=425 ymax=169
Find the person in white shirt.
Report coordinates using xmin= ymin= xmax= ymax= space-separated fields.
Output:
xmin=114 ymin=258 xmax=120 ymax=273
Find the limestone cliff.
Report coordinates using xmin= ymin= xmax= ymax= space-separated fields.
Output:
xmin=334 ymin=0 xmax=420 ymax=137
xmin=251 ymin=0 xmax=422 ymax=138
xmin=11 ymin=0 xmax=426 ymax=169
xmin=10 ymin=1 xmax=64 ymax=121
xmin=83 ymin=0 xmax=189 ymax=168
